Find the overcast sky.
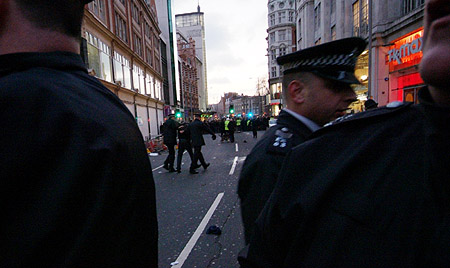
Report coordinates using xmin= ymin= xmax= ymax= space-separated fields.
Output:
xmin=173 ymin=0 xmax=268 ymax=104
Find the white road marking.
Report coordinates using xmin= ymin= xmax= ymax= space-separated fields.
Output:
xmin=171 ymin=192 xmax=225 ymax=267
xmin=229 ymin=156 xmax=239 ymax=175
xmin=235 ymin=143 xmax=239 ymax=152
xmin=152 ymin=164 xmax=164 ymax=172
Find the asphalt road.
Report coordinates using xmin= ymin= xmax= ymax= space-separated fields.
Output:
xmin=150 ymin=130 xmax=264 ymax=268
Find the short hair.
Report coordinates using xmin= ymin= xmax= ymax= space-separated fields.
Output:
xmin=15 ymin=0 xmax=86 ymax=38
xmin=281 ymin=71 xmax=314 ymax=102
xmin=281 ymin=71 xmax=352 ymax=102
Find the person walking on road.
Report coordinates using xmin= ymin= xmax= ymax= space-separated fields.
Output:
xmin=237 ymin=37 xmax=365 ymax=245
xmin=176 ymin=121 xmax=195 ymax=173
xmin=239 ymin=1 xmax=450 ymax=266
xmin=251 ymin=118 xmax=258 ymax=139
xmin=227 ymin=118 xmax=236 ymax=143
xmin=0 ymin=0 xmax=158 ymax=266
xmin=163 ymin=114 xmax=179 ymax=172
xmin=189 ymin=113 xmax=217 ymax=174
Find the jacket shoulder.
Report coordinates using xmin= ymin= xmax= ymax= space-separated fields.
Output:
xmin=265 ymin=125 xmax=299 ymax=155
xmin=317 ymin=102 xmax=413 ymax=134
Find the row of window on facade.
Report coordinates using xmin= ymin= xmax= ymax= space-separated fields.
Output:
xmin=269 ymin=28 xmax=293 ymax=43
xmin=269 ymin=11 xmax=295 ymax=27
xmin=88 ymin=0 xmax=160 ymax=67
xmin=269 ymin=0 xmax=294 ymax=11
xmin=86 ymin=31 xmax=163 ymax=100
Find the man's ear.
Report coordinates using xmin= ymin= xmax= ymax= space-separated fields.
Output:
xmin=288 ymin=80 xmax=306 ymax=104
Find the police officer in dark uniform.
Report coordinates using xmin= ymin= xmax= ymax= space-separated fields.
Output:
xmin=189 ymin=113 xmax=217 ymax=174
xmin=1 ymin=0 xmax=158 ymax=267
xmin=237 ymin=37 xmax=366 ymax=244
xmin=176 ymin=121 xmax=195 ymax=173
xmin=239 ymin=1 xmax=450 ymax=267
xmin=163 ymin=114 xmax=179 ymax=172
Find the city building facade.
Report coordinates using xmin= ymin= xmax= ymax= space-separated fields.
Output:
xmin=370 ymin=0 xmax=425 ymax=105
xmin=267 ymin=0 xmax=296 ymax=116
xmin=268 ymin=0 xmax=425 ymax=114
xmin=155 ymin=0 xmax=181 ymax=110
xmin=175 ymin=6 xmax=209 ymax=112
xmin=82 ymin=0 xmax=165 ymax=140
xmin=177 ymin=32 xmax=200 ymax=118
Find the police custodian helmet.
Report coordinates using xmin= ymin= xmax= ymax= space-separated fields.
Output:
xmin=277 ymin=37 xmax=367 ymax=85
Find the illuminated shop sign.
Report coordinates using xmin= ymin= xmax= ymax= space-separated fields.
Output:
xmin=388 ymin=28 xmax=423 ymax=72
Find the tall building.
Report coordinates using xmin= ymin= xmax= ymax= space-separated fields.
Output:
xmin=295 ymin=0 xmax=370 ymax=111
xmin=175 ymin=5 xmax=208 ymax=112
xmin=267 ymin=0 xmax=296 ymax=116
xmin=177 ymin=32 xmax=200 ymax=117
xmin=290 ymin=0 xmax=425 ymax=109
xmin=155 ymin=0 xmax=181 ymax=110
xmin=82 ymin=0 xmax=165 ymax=140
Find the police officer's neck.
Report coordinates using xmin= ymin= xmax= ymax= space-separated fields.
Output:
xmin=0 ymin=10 xmax=80 ymax=56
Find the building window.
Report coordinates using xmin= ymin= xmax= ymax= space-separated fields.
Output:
xmin=361 ymin=0 xmax=369 ymax=36
xmin=115 ymin=13 xmax=128 ymax=43
xmin=403 ymin=0 xmax=424 ymax=15
xmin=315 ymin=38 xmax=321 ymax=45
xmin=133 ymin=33 xmax=142 ymax=57
xmin=131 ymin=2 xmax=140 ymax=24
xmin=146 ymin=47 xmax=153 ymax=66
xmin=288 ymin=11 xmax=294 ymax=22
xmin=85 ymin=31 xmax=112 ymax=83
xmin=331 ymin=25 xmax=336 ymax=40
xmin=270 ymin=14 xmax=276 ymax=26
xmin=331 ymin=0 xmax=336 ymax=21
xmin=133 ymin=64 xmax=146 ymax=93
xmin=270 ymin=32 xmax=276 ymax=42
xmin=144 ymin=21 xmax=151 ymax=39
xmin=353 ymin=0 xmax=369 ymax=37
xmin=352 ymin=1 xmax=360 ymax=36
xmin=298 ymin=18 xmax=302 ymax=39
xmin=113 ymin=51 xmax=131 ymax=89
xmin=271 ymin=66 xmax=277 ymax=78
xmin=314 ymin=3 xmax=321 ymax=33
xmin=279 ymin=30 xmax=286 ymax=41
xmin=271 ymin=48 xmax=277 ymax=62
xmin=88 ymin=0 xmax=106 ymax=22
xmin=279 ymin=46 xmax=286 ymax=56
xmin=278 ymin=11 xmax=286 ymax=23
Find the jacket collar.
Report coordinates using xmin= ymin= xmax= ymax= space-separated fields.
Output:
xmin=0 ymin=51 xmax=87 ymax=76
xmin=276 ymin=110 xmax=314 ymax=137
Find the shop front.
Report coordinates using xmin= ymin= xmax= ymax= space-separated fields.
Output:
xmin=386 ymin=28 xmax=425 ymax=104
xmin=269 ymin=82 xmax=283 ymax=116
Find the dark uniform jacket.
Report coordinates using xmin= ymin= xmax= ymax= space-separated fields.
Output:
xmin=239 ymin=88 xmax=450 ymax=268
xmin=163 ymin=117 xmax=178 ymax=145
xmin=237 ymin=110 xmax=313 ymax=243
xmin=0 ymin=52 xmax=158 ymax=267
xmin=177 ymin=123 xmax=191 ymax=141
xmin=189 ymin=119 xmax=215 ymax=147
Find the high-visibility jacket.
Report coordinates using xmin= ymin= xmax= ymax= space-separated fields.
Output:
xmin=225 ymin=120 xmax=230 ymax=131
xmin=237 ymin=119 xmax=241 ymax=126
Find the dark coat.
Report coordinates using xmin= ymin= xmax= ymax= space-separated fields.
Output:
xmin=163 ymin=117 xmax=178 ymax=145
xmin=177 ymin=123 xmax=191 ymax=141
xmin=237 ymin=110 xmax=313 ymax=244
xmin=189 ymin=119 xmax=215 ymax=147
xmin=1 ymin=52 xmax=158 ymax=267
xmin=239 ymin=88 xmax=450 ymax=268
